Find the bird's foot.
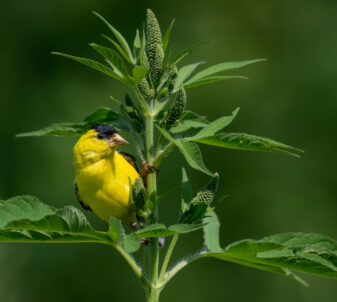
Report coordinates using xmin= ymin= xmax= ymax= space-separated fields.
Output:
xmin=141 ymin=162 xmax=159 ymax=186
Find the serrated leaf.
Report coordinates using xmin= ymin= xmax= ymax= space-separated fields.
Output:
xmin=187 ymin=59 xmax=266 ymax=84
xmin=0 ymin=196 xmax=54 ymax=228
xmin=162 ymin=18 xmax=175 ymax=51
xmin=173 ymin=62 xmax=204 ymax=92
xmin=93 ymin=12 xmax=135 ymax=64
xmin=193 ymin=132 xmax=304 ymax=157
xmin=184 ymin=75 xmax=247 ymax=89
xmin=0 ymin=196 xmax=108 ymax=243
xmin=202 ymin=232 xmax=337 ymax=282
xmin=132 ymin=65 xmax=148 ymax=84
xmin=203 ymin=211 xmax=221 ymax=251
xmin=188 ymin=108 xmax=239 ymax=140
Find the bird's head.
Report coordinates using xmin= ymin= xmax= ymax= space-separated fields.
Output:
xmin=73 ymin=124 xmax=128 ymax=166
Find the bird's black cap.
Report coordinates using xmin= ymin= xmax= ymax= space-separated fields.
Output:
xmin=91 ymin=124 xmax=118 ymax=138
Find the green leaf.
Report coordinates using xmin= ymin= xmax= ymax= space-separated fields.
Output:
xmin=184 ymin=75 xmax=247 ymax=89
xmin=170 ymin=111 xmax=209 ymax=133
xmin=17 ymin=107 xmax=122 ymax=137
xmin=173 ymin=62 xmax=204 ymax=92
xmin=156 ymin=126 xmax=212 ymax=175
xmin=203 ymin=233 xmax=337 ymax=282
xmin=168 ymin=224 xmax=205 ymax=234
xmin=0 ymin=196 xmax=109 ymax=243
xmin=83 ymin=106 xmax=120 ymax=123
xmin=188 ymin=108 xmax=239 ymax=140
xmin=102 ymin=34 xmax=134 ymax=65
xmin=181 ymin=168 xmax=192 ymax=213
xmin=203 ymin=211 xmax=221 ymax=251
xmin=193 ymin=132 xmax=304 ymax=157
xmin=108 ymin=217 xmax=125 ymax=243
xmin=17 ymin=123 xmax=87 ymax=137
xmin=135 ymin=223 xmax=204 ymax=238
xmin=162 ymin=18 xmax=175 ymax=51
xmin=90 ymin=43 xmax=130 ymax=79
xmin=0 ymin=196 xmax=54 ymax=228
xmin=133 ymin=29 xmax=141 ymax=58
xmin=170 ymin=120 xmax=208 ymax=134
xmin=176 ymin=140 xmax=212 ymax=175
xmin=123 ymin=233 xmax=141 ymax=253
xmin=93 ymin=12 xmax=135 ymax=64
xmin=52 ymin=52 xmax=130 ymax=86
xmin=132 ymin=65 xmax=148 ymax=84
xmin=187 ymin=59 xmax=266 ymax=84
xmin=180 ymin=173 xmax=219 ymax=223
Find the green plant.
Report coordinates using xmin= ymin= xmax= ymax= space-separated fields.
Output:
xmin=1 ymin=9 xmax=336 ymax=302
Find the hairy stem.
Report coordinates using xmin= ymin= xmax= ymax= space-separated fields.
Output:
xmin=145 ymin=110 xmax=160 ymax=301
xmin=159 ymin=234 xmax=179 ymax=282
xmin=145 ymin=286 xmax=160 ymax=302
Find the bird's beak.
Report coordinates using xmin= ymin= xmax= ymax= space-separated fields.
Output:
xmin=110 ymin=133 xmax=129 ymax=147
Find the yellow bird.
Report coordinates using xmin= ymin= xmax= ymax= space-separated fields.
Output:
xmin=73 ymin=124 xmax=139 ymax=225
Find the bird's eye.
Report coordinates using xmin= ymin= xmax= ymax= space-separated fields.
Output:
xmin=96 ymin=134 xmax=104 ymax=140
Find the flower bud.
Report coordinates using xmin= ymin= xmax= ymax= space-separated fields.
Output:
xmin=165 ymin=88 xmax=186 ymax=128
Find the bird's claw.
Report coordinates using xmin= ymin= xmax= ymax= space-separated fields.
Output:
xmin=141 ymin=162 xmax=159 ymax=186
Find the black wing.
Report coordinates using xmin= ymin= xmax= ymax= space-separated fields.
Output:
xmin=75 ymin=183 xmax=92 ymax=211
xmin=117 ymin=151 xmax=139 ymax=172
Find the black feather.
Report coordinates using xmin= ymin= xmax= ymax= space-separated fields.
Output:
xmin=91 ymin=124 xmax=118 ymax=139
xmin=75 ymin=183 xmax=92 ymax=211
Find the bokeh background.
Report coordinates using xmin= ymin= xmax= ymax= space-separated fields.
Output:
xmin=1 ymin=0 xmax=337 ymax=301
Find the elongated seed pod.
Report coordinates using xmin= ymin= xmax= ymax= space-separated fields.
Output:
xmin=132 ymin=178 xmax=151 ymax=223
xmin=165 ymin=88 xmax=186 ymax=128
xmin=191 ymin=173 xmax=219 ymax=206
xmin=138 ymin=78 xmax=153 ymax=100
xmin=168 ymin=65 xmax=178 ymax=92
xmin=146 ymin=9 xmax=163 ymax=84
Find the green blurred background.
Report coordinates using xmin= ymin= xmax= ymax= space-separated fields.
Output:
xmin=1 ymin=0 xmax=337 ymax=301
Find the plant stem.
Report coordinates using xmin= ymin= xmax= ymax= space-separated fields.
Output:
xmin=145 ymin=110 xmax=160 ymax=301
xmin=145 ymin=286 xmax=160 ymax=302
xmin=159 ymin=234 xmax=179 ymax=281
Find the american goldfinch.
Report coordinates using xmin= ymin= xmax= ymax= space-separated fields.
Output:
xmin=73 ymin=124 xmax=139 ymax=225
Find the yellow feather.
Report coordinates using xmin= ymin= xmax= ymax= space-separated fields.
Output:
xmin=73 ymin=129 xmax=139 ymax=224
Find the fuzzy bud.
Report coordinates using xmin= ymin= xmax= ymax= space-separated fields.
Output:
xmin=146 ymin=9 xmax=163 ymax=85
xmin=165 ymin=88 xmax=186 ymax=128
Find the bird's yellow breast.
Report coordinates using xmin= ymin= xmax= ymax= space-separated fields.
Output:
xmin=75 ymin=151 xmax=139 ymax=224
